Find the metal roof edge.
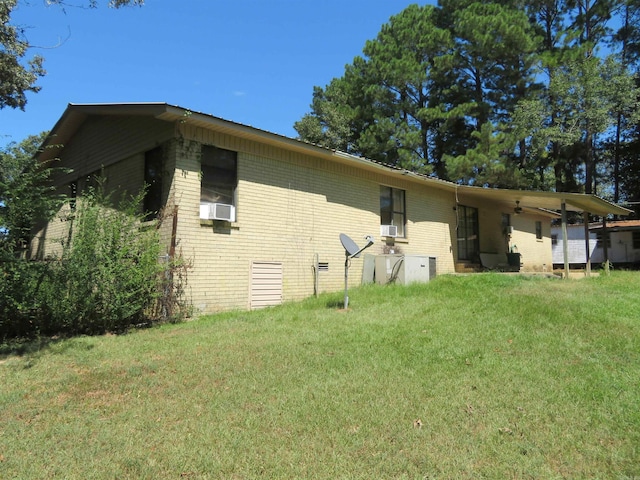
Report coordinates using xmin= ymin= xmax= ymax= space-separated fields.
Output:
xmin=456 ymin=185 xmax=632 ymax=216
xmin=37 ymin=103 xmax=633 ymax=217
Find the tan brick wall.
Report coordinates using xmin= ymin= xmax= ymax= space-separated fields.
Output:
xmin=510 ymin=214 xmax=553 ymax=272
xmin=32 ymin=118 xmax=555 ymax=315
xmin=31 ymin=115 xmax=175 ymax=259
xmin=451 ymin=193 xmax=552 ymax=271
xmin=31 ymin=145 xmax=175 ymax=259
xmin=170 ymin=132 xmax=459 ymax=314
xmin=30 ymin=203 xmax=71 ymax=259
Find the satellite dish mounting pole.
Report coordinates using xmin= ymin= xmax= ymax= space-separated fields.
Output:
xmin=339 ymin=233 xmax=375 ymax=310
xmin=344 ymin=251 xmax=350 ymax=309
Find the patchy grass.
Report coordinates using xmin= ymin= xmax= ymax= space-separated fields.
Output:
xmin=1 ymin=272 xmax=639 ymax=479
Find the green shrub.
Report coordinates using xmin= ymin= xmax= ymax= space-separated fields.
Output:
xmin=0 ymin=255 xmax=50 ymax=338
xmin=42 ymin=187 xmax=165 ymax=334
xmin=0 ymin=184 xmax=185 ymax=340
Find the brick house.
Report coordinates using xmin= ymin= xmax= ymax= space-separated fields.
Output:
xmin=32 ymin=103 xmax=630 ymax=313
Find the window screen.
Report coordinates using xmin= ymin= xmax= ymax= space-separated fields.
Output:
xmin=380 ymin=186 xmax=406 ymax=237
xmin=201 ymin=146 xmax=237 ymax=206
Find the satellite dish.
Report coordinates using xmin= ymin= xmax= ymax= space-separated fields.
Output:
xmin=340 ymin=233 xmax=361 ymax=258
xmin=339 ymin=233 xmax=375 ymax=309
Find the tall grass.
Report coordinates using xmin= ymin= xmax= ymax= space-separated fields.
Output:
xmin=1 ymin=272 xmax=639 ymax=479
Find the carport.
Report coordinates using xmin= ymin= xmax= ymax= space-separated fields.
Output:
xmin=454 ymin=186 xmax=633 ymax=278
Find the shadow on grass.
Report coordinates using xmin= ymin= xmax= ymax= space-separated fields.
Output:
xmin=0 ymin=336 xmax=61 ymax=363
xmin=0 ymin=319 xmax=171 ymax=363
xmin=325 ymin=299 xmax=346 ymax=309
xmin=1 ymin=334 xmax=99 ymax=357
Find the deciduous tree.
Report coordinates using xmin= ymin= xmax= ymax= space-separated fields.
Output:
xmin=0 ymin=0 xmax=143 ymax=111
xmin=0 ymin=132 xmax=67 ymax=253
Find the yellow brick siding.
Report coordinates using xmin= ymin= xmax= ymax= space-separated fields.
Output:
xmin=172 ymin=132 xmax=459 ymax=314
xmin=31 ymin=152 xmax=145 ymax=256
xmin=32 ymin=118 xmax=555 ymax=316
xmin=450 ymin=193 xmax=553 ymax=270
xmin=30 ymin=206 xmax=69 ymax=259
xmin=30 ymin=144 xmax=178 ymax=259
xmin=31 ymin=115 xmax=176 ymax=259
xmin=510 ymin=214 xmax=553 ymax=272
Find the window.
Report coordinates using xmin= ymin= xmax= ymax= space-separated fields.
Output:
xmin=201 ymin=145 xmax=237 ymax=207
xmin=596 ymin=232 xmax=611 ymax=249
xmin=535 ymin=221 xmax=542 ymax=240
xmin=502 ymin=213 xmax=512 ymax=235
xmin=457 ymin=205 xmax=479 ymax=261
xmin=380 ymin=186 xmax=406 ymax=237
xmin=551 ymin=234 xmax=558 ymax=246
xmin=144 ymin=147 xmax=163 ymax=221
xmin=633 ymin=231 xmax=640 ymax=250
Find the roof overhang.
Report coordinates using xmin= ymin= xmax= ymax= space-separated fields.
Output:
xmin=455 ymin=185 xmax=632 ymax=217
xmin=38 ymin=102 xmax=173 ymax=161
xmin=39 ymin=103 xmax=633 ymax=218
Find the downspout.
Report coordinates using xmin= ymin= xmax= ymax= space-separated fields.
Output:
xmin=561 ymin=202 xmax=570 ymax=279
xmin=169 ymin=205 xmax=178 ymax=259
xmin=583 ymin=212 xmax=591 ymax=277
xmin=166 ymin=205 xmax=179 ymax=318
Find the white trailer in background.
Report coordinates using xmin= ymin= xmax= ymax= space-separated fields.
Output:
xmin=552 ymin=221 xmax=640 ymax=267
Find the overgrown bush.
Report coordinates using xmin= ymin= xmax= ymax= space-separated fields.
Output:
xmin=42 ymin=188 xmax=164 ymax=334
xmin=0 ymin=254 xmax=49 ymax=338
xmin=1 ymin=185 xmax=189 ymax=340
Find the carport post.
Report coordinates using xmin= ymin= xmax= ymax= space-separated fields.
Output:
xmin=561 ymin=202 xmax=570 ymax=279
xmin=583 ymin=212 xmax=591 ymax=277
xmin=602 ymin=217 xmax=610 ymax=274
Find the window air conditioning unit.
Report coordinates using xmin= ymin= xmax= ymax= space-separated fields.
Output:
xmin=199 ymin=203 xmax=236 ymax=222
xmin=380 ymin=224 xmax=398 ymax=237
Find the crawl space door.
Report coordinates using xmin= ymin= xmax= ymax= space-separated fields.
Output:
xmin=250 ymin=261 xmax=283 ymax=310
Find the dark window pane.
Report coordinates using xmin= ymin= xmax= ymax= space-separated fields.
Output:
xmin=144 ymin=147 xmax=163 ymax=220
xmin=457 ymin=205 xmax=479 ymax=261
xmin=379 ymin=186 xmax=406 ymax=237
xmin=201 ymin=146 xmax=237 ymax=206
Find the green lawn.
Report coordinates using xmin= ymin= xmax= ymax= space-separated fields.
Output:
xmin=1 ymin=272 xmax=639 ymax=479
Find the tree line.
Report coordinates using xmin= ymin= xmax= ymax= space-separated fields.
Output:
xmin=295 ymin=0 xmax=640 ymax=208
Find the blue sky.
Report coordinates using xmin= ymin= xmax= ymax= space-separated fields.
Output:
xmin=2 ymin=0 xmax=434 ymax=148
